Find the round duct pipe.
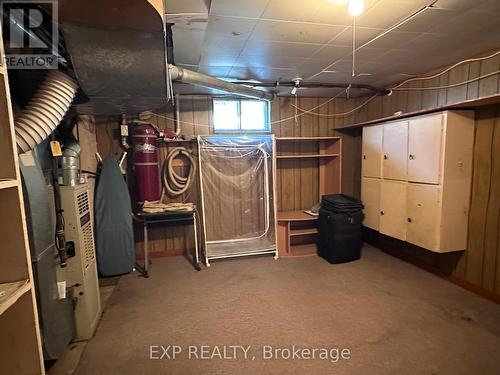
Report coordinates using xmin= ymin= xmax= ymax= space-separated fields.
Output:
xmin=61 ymin=142 xmax=81 ymax=186
xmin=169 ymin=65 xmax=275 ymax=101
xmin=14 ymin=70 xmax=79 ymax=153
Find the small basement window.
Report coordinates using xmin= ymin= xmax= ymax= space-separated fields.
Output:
xmin=213 ymin=98 xmax=270 ymax=133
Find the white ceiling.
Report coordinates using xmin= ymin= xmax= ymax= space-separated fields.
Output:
xmin=166 ymin=0 xmax=500 ymax=96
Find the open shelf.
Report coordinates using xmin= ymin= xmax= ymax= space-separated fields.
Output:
xmin=277 ymin=210 xmax=319 ymax=257
xmin=276 ymin=136 xmax=341 ymax=161
xmin=276 ymin=135 xmax=341 ymax=257
xmin=289 ymin=243 xmax=317 ymax=257
xmin=0 ymin=280 xmax=31 ymax=316
xmin=0 ymin=179 xmax=17 ymax=190
xmin=290 ymin=228 xmax=318 ymax=237
xmin=278 ymin=210 xmax=318 ymax=221
xmin=277 ymin=153 xmax=339 ymax=159
xmin=276 ymin=137 xmax=341 ymax=141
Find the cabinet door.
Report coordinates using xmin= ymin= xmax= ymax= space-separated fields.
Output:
xmin=406 ymin=183 xmax=441 ymax=251
xmin=379 ymin=180 xmax=407 ymax=240
xmin=362 ymin=125 xmax=383 ymax=178
xmin=408 ymin=114 xmax=443 ymax=184
xmin=383 ymin=121 xmax=408 ymax=180
xmin=361 ymin=177 xmax=380 ymax=231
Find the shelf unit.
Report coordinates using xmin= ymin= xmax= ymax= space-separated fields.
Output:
xmin=0 ymin=24 xmax=45 ymax=374
xmin=0 ymin=280 xmax=31 ymax=315
xmin=276 ymin=137 xmax=342 ymax=257
xmin=276 ymin=153 xmax=339 ymax=159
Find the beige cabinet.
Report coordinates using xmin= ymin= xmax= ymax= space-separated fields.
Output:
xmin=360 ymin=110 xmax=474 ymax=253
xmin=382 ymin=121 xmax=408 ymax=181
xmin=406 ymin=183 xmax=441 ymax=251
xmin=361 ymin=177 xmax=380 ymax=231
xmin=379 ymin=180 xmax=407 ymax=241
xmin=407 ymin=114 xmax=443 ymax=184
xmin=362 ymin=124 xmax=383 ymax=178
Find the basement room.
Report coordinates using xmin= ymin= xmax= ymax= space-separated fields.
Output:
xmin=1 ymin=0 xmax=500 ymax=374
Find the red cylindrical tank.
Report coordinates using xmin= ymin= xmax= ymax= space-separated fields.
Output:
xmin=132 ymin=123 xmax=160 ymax=204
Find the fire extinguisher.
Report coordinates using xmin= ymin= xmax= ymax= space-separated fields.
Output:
xmin=131 ymin=123 xmax=160 ymax=205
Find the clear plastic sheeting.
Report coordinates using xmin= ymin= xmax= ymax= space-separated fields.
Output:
xmin=198 ymin=135 xmax=277 ymax=265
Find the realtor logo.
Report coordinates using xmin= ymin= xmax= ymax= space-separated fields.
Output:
xmin=0 ymin=0 xmax=58 ymax=69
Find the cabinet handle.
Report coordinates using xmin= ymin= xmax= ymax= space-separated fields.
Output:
xmin=384 ymin=154 xmax=388 ymax=160
xmin=409 ymin=154 xmax=415 ymax=160
xmin=363 ymin=155 xmax=366 ymax=160
xmin=407 ymin=218 xmax=412 ymax=223
xmin=380 ymin=211 xmax=384 ymax=215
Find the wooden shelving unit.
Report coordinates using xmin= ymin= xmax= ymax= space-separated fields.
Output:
xmin=0 ymin=24 xmax=45 ymax=374
xmin=290 ymin=228 xmax=318 ymax=237
xmin=0 ymin=178 xmax=18 ymax=189
xmin=0 ymin=280 xmax=31 ymax=315
xmin=276 ymin=153 xmax=339 ymax=159
xmin=276 ymin=137 xmax=342 ymax=257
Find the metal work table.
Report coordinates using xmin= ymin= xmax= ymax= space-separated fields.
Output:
xmin=134 ymin=209 xmax=201 ymax=277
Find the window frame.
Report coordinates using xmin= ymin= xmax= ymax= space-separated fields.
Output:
xmin=212 ymin=97 xmax=271 ymax=134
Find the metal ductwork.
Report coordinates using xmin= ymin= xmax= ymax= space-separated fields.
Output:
xmin=62 ymin=142 xmax=81 ymax=186
xmin=14 ymin=71 xmax=79 ymax=153
xmin=168 ymin=65 xmax=274 ymax=101
xmin=55 ymin=1 xmax=273 ymax=115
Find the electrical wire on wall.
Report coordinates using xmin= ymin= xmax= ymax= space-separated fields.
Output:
xmin=390 ymin=50 xmax=500 ymax=91
xmin=145 ymin=48 xmax=500 ymax=127
xmin=290 ymin=49 xmax=500 ymax=118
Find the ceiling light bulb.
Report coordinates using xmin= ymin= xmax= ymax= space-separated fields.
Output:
xmin=291 ymin=86 xmax=298 ymax=95
xmin=348 ymin=0 xmax=364 ymax=16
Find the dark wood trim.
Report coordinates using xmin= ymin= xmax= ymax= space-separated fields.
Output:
xmin=446 ymin=276 xmax=500 ymax=305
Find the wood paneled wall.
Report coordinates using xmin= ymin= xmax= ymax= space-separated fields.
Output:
xmin=272 ymin=97 xmax=361 ymax=208
xmin=465 ymin=104 xmax=500 ymax=294
xmin=91 ymin=50 xmax=500 ymax=298
xmin=86 ymin=49 xmax=500 ymax=299
xmin=341 ymin=50 xmax=500 ymax=127
xmin=94 ymin=96 xmax=361 ymax=258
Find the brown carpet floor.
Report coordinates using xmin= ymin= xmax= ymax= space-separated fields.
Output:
xmin=75 ymin=245 xmax=500 ymax=375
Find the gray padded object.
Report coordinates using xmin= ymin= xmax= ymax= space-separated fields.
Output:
xmin=95 ymin=157 xmax=135 ymax=276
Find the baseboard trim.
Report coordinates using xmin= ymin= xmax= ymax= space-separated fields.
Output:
xmin=445 ymin=276 xmax=500 ymax=305
xmin=363 ymin=228 xmax=500 ymax=305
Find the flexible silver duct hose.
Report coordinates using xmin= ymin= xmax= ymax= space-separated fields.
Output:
xmin=161 ymin=147 xmax=196 ymax=197
xmin=14 ymin=71 xmax=79 ymax=153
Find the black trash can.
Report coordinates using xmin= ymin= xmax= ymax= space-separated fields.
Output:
xmin=318 ymin=194 xmax=364 ymax=264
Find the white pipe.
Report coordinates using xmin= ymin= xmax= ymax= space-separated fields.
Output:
xmin=169 ymin=65 xmax=274 ymax=101
xmin=174 ymin=94 xmax=181 ymax=137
